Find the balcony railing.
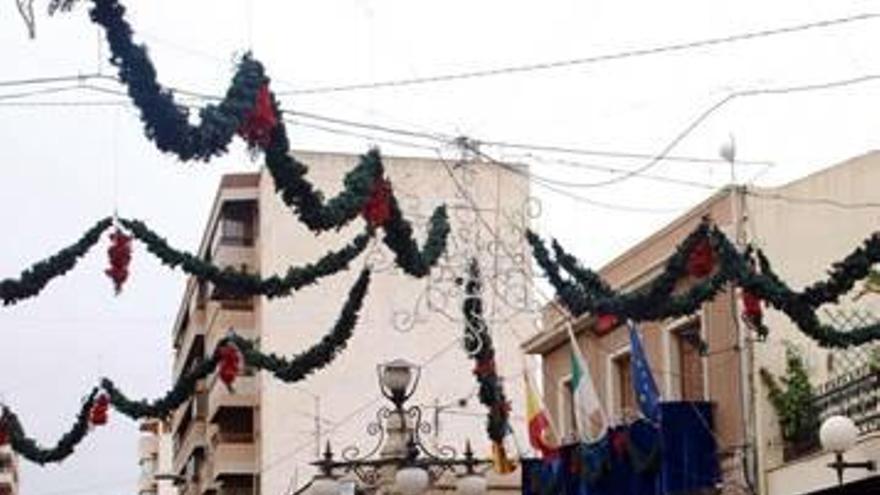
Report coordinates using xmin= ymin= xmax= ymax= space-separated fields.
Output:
xmin=814 ymin=365 xmax=880 ymax=434
xmin=209 ymin=431 xmax=258 ymax=479
xmin=208 ymin=374 xmax=257 ymax=422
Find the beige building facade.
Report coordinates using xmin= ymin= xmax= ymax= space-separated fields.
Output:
xmin=139 ymin=419 xmax=176 ymax=495
xmin=525 ymin=151 xmax=880 ymax=495
xmin=166 ymin=151 xmax=536 ymax=495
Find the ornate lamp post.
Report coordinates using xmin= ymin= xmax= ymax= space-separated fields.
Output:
xmin=308 ymin=359 xmax=491 ymax=495
xmin=819 ymin=415 xmax=876 ymax=486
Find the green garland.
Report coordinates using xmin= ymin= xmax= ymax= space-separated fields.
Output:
xmin=226 ymin=268 xmax=371 ymax=382
xmin=3 ymin=268 xmax=370 ymax=465
xmin=0 ymin=218 xmax=112 ymax=306
xmin=120 ymin=218 xmax=372 ymax=298
xmin=529 ymin=220 xmax=880 ymax=348
xmin=53 ymin=0 xmax=451 ymax=279
xmin=460 ymin=259 xmax=511 ymax=444
xmin=2 ymin=389 xmax=98 ymax=465
xmin=382 ymin=199 xmax=450 ymax=278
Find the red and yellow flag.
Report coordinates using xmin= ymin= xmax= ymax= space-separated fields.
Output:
xmin=524 ymin=371 xmax=559 ymax=458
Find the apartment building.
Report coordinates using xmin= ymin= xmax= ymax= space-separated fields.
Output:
xmin=166 ymin=151 xmax=535 ymax=495
xmin=139 ymin=419 xmax=176 ymax=495
xmin=524 ymin=151 xmax=880 ymax=494
xmin=0 ymin=445 xmax=18 ymax=495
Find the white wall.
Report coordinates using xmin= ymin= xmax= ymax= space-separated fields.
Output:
xmin=747 ymin=151 xmax=880 ymax=493
xmin=257 ymin=152 xmax=536 ymax=495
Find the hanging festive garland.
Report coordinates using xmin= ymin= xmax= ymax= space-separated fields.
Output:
xmin=382 ymin=198 xmax=450 ymax=278
xmin=1 ymin=389 xmax=98 ymax=465
xmin=0 ymin=216 xmax=372 ymax=305
xmin=528 ymin=219 xmax=880 ymax=348
xmin=65 ymin=0 xmax=453 ymax=277
xmin=460 ymin=259 xmax=511 ymax=447
xmin=2 ymin=268 xmax=370 ymax=465
xmin=119 ymin=218 xmax=372 ymax=298
xmin=0 ymin=217 xmax=111 ymax=306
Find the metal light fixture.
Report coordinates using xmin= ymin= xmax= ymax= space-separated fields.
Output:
xmin=819 ymin=415 xmax=876 ymax=486
xmin=309 ymin=443 xmax=341 ymax=495
xmin=455 ymin=442 xmax=487 ymax=495
xmin=378 ymin=359 xmax=421 ymax=409
xmin=310 ymin=358 xmax=490 ymax=494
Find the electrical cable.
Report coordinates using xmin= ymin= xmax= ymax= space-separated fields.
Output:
xmin=483 ymin=140 xmax=772 ymax=166
xmin=513 ymin=72 xmax=880 ymax=189
xmin=276 ymin=13 xmax=880 ymax=95
xmin=745 ymin=189 xmax=880 ymax=210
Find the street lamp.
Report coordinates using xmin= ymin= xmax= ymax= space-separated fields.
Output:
xmin=819 ymin=415 xmax=876 ymax=486
xmin=378 ymin=359 xmax=420 ymax=409
xmin=309 ymin=359 xmax=490 ymax=495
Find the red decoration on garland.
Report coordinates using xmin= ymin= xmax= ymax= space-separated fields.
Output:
xmin=0 ymin=417 xmax=7 ymax=446
xmin=687 ymin=237 xmax=715 ymax=278
xmin=104 ymin=228 xmax=132 ymax=295
xmin=473 ymin=359 xmax=496 ymax=377
xmin=218 ymin=344 xmax=241 ymax=388
xmin=90 ymin=394 xmax=110 ymax=426
xmin=595 ymin=313 xmax=619 ymax=334
xmin=237 ymin=84 xmax=278 ymax=149
xmin=362 ymin=177 xmax=392 ymax=227
xmin=742 ymin=290 xmax=763 ymax=322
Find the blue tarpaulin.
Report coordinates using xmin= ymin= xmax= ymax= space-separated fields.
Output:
xmin=522 ymin=402 xmax=719 ymax=495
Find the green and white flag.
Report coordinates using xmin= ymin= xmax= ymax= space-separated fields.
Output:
xmin=568 ymin=325 xmax=608 ymax=441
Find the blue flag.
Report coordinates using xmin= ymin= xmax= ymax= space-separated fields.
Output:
xmin=628 ymin=320 xmax=661 ymax=423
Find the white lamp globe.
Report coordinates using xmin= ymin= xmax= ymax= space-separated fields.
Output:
xmin=395 ymin=466 xmax=429 ymax=495
xmin=820 ymin=415 xmax=859 ymax=453
xmin=456 ymin=474 xmax=488 ymax=495
xmin=310 ymin=476 xmax=340 ymax=495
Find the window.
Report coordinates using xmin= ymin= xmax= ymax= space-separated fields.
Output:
xmin=673 ymin=320 xmax=705 ymax=401
xmin=613 ymin=352 xmax=635 ymax=419
xmin=219 ymin=200 xmax=257 ymax=247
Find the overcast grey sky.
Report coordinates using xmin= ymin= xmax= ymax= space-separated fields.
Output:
xmin=1 ymin=0 xmax=879 ymax=493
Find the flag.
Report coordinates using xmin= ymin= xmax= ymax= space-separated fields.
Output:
xmin=628 ymin=320 xmax=661 ymax=423
xmin=567 ymin=327 xmax=607 ymax=441
xmin=524 ymin=370 xmax=559 ymax=458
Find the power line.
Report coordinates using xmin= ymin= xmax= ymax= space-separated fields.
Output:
xmin=510 ymin=153 xmax=720 ymax=190
xmin=481 ymin=140 xmax=772 ymax=166
xmin=746 ymin=189 xmax=880 ymax=210
xmin=0 ymin=72 xmax=108 ymax=88
xmin=276 ymin=13 xmax=880 ymax=95
xmin=553 ymin=72 xmax=880 ymax=188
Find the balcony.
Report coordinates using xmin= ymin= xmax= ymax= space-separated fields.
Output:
xmin=208 ymin=374 xmax=257 ymax=422
xmin=209 ymin=431 xmax=258 ymax=480
xmin=814 ymin=365 xmax=880 ymax=432
xmin=138 ymin=434 xmax=158 ymax=461
xmin=137 ymin=472 xmax=157 ymax=495
xmin=171 ymin=384 xmax=208 ymax=435
xmin=205 ymin=309 xmax=256 ymax=353
xmin=173 ymin=397 xmax=208 ymax=474
xmin=767 ymin=365 xmax=880 ymax=494
xmin=174 ymin=334 xmax=206 ymax=382
xmin=0 ymin=470 xmax=16 ymax=493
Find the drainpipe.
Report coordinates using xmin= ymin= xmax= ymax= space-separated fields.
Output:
xmin=731 ymin=184 xmax=758 ymax=494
